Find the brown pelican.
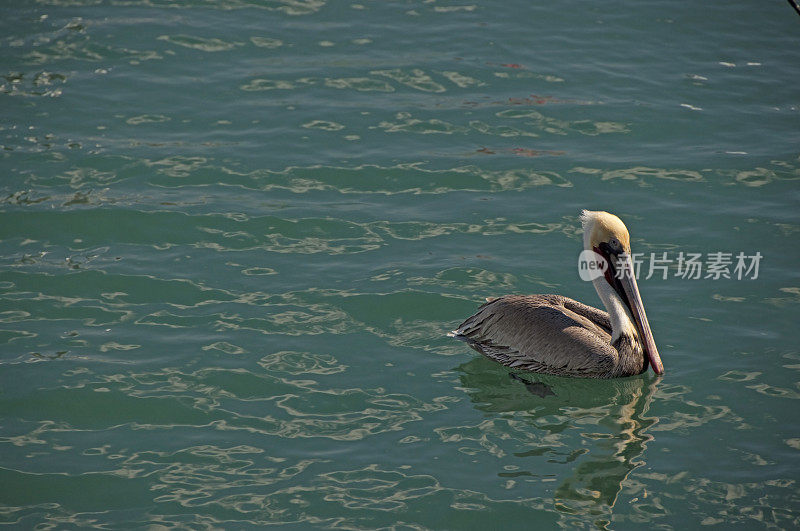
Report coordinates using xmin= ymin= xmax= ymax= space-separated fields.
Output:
xmin=449 ymin=210 xmax=663 ymax=378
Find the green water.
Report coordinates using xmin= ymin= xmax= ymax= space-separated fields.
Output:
xmin=2 ymin=1 xmax=799 ymax=528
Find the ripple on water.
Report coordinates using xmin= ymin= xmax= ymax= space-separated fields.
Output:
xmin=1 ymin=71 xmax=66 ymax=98
xmin=407 ymin=267 xmax=518 ymax=292
xmin=125 ymin=114 xmax=170 ymax=125
xmin=19 ymin=18 xmax=162 ymax=66
xmin=169 ymin=463 xmax=555 ymax=526
xmin=259 ymin=350 xmax=346 ymax=375
xmin=134 ymin=460 xmax=558 ymax=527
xmin=324 ymin=77 xmax=395 ymax=92
xmin=7 ymin=354 xmax=444 ymax=443
xmin=570 ymin=166 xmax=706 ymax=183
xmin=376 ymin=110 xmax=616 ymax=138
xmin=202 ymin=341 xmax=246 ymax=355
xmin=156 ymin=35 xmax=240 ymax=52
xmin=495 ymin=108 xmax=628 ymax=136
xmin=240 ymin=78 xmax=296 ymax=91
xmin=302 ymin=120 xmax=345 ymax=131
xmin=144 ymin=159 xmax=578 ymax=194
xmin=370 ymin=69 xmax=447 ymax=93
xmin=249 ymin=36 xmax=283 ymax=48
xmin=440 ymin=359 xmax=664 ymax=521
xmin=440 ymin=70 xmax=486 ymax=88
xmin=11 ymin=154 xmax=798 ymax=198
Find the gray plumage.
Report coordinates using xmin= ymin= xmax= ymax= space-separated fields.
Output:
xmin=450 ymin=294 xmax=647 ymax=379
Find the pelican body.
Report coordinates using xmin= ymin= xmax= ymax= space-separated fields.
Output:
xmin=449 ymin=210 xmax=663 ymax=379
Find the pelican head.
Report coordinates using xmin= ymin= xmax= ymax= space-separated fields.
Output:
xmin=580 ymin=210 xmax=664 ymax=375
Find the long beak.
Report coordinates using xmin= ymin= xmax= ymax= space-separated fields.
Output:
xmin=616 ymin=253 xmax=664 ymax=375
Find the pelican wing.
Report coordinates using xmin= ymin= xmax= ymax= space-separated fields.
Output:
xmin=561 ymin=297 xmax=612 ymax=335
xmin=451 ymin=295 xmax=619 ymax=378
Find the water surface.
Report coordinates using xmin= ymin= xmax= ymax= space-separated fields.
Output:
xmin=2 ymin=0 xmax=799 ymax=528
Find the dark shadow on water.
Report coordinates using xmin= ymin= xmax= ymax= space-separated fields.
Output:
xmin=454 ymin=356 xmax=661 ymax=521
xmin=509 ymin=372 xmax=556 ymax=398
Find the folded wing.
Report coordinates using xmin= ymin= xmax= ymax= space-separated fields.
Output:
xmin=450 ymin=294 xmax=619 ymax=378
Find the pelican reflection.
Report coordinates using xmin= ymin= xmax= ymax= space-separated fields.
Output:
xmin=453 ymin=356 xmax=661 ymax=516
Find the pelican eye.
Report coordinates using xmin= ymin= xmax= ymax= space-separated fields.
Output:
xmin=607 ymin=237 xmax=622 ymax=253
